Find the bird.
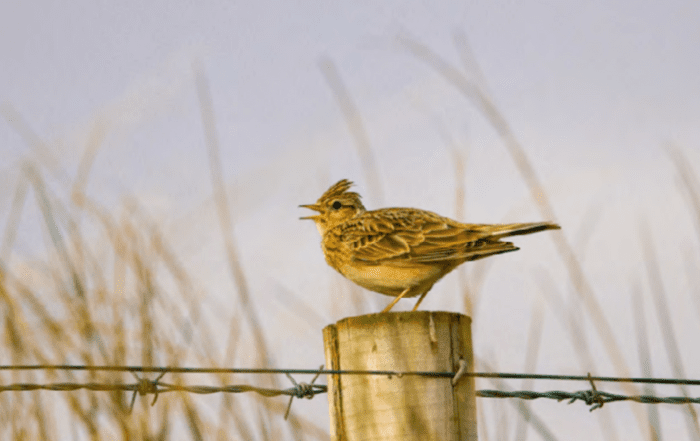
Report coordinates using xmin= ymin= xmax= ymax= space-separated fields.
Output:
xmin=300 ymin=179 xmax=560 ymax=313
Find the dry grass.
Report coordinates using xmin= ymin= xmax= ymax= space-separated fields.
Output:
xmin=393 ymin=34 xmax=700 ymax=440
xmin=0 ymin=77 xmax=327 ymax=440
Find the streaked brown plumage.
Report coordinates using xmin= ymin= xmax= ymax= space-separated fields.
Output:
xmin=300 ymin=179 xmax=560 ymax=313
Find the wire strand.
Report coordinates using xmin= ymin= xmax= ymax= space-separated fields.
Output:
xmin=3 ymin=364 xmax=700 ymax=415
xmin=3 ymin=364 xmax=700 ymax=385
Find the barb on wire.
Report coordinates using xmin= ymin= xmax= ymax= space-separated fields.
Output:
xmin=130 ymin=371 xmax=166 ymax=412
xmin=584 ymin=372 xmax=605 ymax=411
xmin=284 ymin=365 xmax=324 ymax=420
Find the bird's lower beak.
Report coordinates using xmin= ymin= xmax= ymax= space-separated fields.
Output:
xmin=299 ymin=204 xmax=322 ymax=220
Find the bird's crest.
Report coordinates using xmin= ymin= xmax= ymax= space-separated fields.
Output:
xmin=317 ymin=179 xmax=362 ymax=206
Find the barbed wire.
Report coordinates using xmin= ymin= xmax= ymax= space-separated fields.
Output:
xmin=4 ymin=364 xmax=700 ymax=385
xmin=478 ymin=390 xmax=700 ymax=410
xmin=2 ymin=364 xmax=700 ymax=416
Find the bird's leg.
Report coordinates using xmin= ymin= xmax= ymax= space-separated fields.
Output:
xmin=381 ymin=287 xmax=412 ymax=313
xmin=411 ymin=290 xmax=430 ymax=312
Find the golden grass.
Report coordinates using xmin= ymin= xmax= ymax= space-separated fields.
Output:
xmin=0 ymin=77 xmax=328 ymax=439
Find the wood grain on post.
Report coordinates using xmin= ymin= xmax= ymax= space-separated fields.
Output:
xmin=323 ymin=311 xmax=477 ymax=441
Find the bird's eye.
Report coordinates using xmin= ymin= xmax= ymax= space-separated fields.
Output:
xmin=331 ymin=201 xmax=342 ymax=210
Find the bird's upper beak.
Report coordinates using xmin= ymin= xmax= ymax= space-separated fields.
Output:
xmin=299 ymin=204 xmax=323 ymax=220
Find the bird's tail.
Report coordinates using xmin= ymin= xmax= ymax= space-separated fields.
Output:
xmin=478 ymin=222 xmax=561 ymax=239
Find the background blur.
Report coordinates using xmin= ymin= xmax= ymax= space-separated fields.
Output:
xmin=2 ymin=0 xmax=700 ymax=439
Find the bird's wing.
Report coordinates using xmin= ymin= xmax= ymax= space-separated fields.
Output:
xmin=337 ymin=209 xmax=521 ymax=264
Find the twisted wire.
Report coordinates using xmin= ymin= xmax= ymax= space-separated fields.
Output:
xmin=3 ymin=364 xmax=700 ymax=414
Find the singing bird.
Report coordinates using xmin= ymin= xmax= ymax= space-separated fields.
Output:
xmin=300 ymin=179 xmax=560 ymax=312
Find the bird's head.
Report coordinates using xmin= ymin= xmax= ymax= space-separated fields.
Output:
xmin=300 ymin=179 xmax=366 ymax=236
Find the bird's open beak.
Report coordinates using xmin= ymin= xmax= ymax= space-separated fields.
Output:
xmin=299 ymin=204 xmax=322 ymax=220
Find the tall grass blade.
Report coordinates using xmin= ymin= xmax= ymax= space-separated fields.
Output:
xmin=193 ymin=62 xmax=274 ymax=376
xmin=317 ymin=56 xmax=384 ymax=206
xmin=631 ymin=283 xmax=662 ymax=441
xmin=640 ymin=217 xmax=700 ymax=439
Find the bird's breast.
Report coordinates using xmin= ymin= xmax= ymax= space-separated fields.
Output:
xmin=336 ymin=261 xmax=445 ymax=297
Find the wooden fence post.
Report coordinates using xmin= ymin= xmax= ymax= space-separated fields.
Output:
xmin=323 ymin=311 xmax=477 ymax=441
